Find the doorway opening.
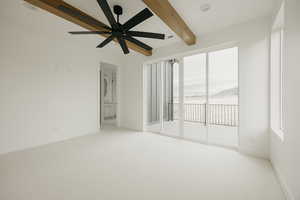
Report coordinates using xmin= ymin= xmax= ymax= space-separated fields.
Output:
xmin=99 ymin=62 xmax=119 ymax=129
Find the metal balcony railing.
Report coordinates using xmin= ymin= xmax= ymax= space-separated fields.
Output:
xmin=169 ymin=103 xmax=239 ymax=127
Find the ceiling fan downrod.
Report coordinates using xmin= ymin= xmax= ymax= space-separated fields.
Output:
xmin=113 ymin=5 xmax=123 ymax=23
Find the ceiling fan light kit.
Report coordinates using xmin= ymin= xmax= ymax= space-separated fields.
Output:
xmin=69 ymin=0 xmax=166 ymax=55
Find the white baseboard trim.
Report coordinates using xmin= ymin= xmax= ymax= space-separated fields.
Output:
xmin=272 ymin=163 xmax=295 ymax=200
xmin=238 ymin=147 xmax=269 ymax=160
xmin=0 ymin=131 xmax=99 ymax=156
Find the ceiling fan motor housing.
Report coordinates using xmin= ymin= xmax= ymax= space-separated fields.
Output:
xmin=113 ymin=5 xmax=123 ymax=16
xmin=69 ymin=0 xmax=165 ymax=55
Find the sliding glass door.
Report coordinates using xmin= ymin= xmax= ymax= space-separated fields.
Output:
xmin=146 ymin=62 xmax=162 ymax=133
xmin=145 ymin=60 xmax=181 ymax=137
xmin=207 ymin=47 xmax=239 ymax=147
xmin=183 ymin=53 xmax=208 ymax=142
xmin=145 ymin=47 xmax=239 ymax=148
xmin=161 ymin=60 xmax=180 ymax=137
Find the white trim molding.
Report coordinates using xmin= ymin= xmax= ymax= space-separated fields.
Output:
xmin=272 ymin=163 xmax=295 ymax=200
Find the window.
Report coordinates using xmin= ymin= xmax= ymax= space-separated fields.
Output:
xmin=270 ymin=2 xmax=285 ymax=140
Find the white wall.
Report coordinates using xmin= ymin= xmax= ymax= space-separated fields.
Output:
xmin=121 ymin=17 xmax=271 ymax=158
xmin=0 ymin=0 xmax=124 ymax=154
xmin=270 ymin=0 xmax=300 ymax=199
xmin=120 ymin=57 xmax=144 ymax=130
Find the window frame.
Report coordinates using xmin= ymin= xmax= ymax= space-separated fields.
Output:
xmin=270 ymin=2 xmax=285 ymax=140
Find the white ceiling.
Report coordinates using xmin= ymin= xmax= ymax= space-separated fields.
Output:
xmin=169 ymin=0 xmax=278 ymax=36
xmin=65 ymin=0 xmax=278 ymax=48
xmin=2 ymin=0 xmax=278 ymax=51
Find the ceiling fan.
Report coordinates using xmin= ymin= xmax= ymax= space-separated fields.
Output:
xmin=69 ymin=0 xmax=165 ymax=54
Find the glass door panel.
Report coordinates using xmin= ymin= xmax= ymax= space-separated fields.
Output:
xmin=161 ymin=60 xmax=180 ymax=137
xmin=183 ymin=53 xmax=207 ymax=142
xmin=208 ymin=47 xmax=239 ymax=147
xmin=146 ymin=63 xmax=162 ymax=133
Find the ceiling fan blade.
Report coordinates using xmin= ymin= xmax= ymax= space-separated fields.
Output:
xmin=124 ymin=36 xmax=152 ymax=51
xmin=97 ymin=35 xmax=115 ymax=48
xmin=127 ymin=31 xmax=165 ymax=40
xmin=122 ymin=8 xmax=153 ymax=31
xmin=69 ymin=31 xmax=111 ymax=35
xmin=96 ymin=0 xmax=118 ymax=29
xmin=58 ymin=5 xmax=111 ymax=30
xmin=117 ymin=37 xmax=130 ymax=54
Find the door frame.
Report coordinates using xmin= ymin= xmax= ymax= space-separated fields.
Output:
xmin=98 ymin=62 xmax=121 ymax=129
xmin=142 ymin=42 xmax=240 ymax=150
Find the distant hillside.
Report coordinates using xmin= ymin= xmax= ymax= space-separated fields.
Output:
xmin=212 ymin=87 xmax=238 ymax=98
xmin=183 ymin=86 xmax=238 ymax=98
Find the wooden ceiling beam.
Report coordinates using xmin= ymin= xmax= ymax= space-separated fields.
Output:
xmin=24 ymin=0 xmax=152 ymax=56
xmin=143 ymin=0 xmax=196 ymax=45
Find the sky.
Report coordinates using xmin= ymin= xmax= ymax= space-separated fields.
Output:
xmin=184 ymin=47 xmax=238 ymax=93
xmin=173 ymin=47 xmax=238 ymax=104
